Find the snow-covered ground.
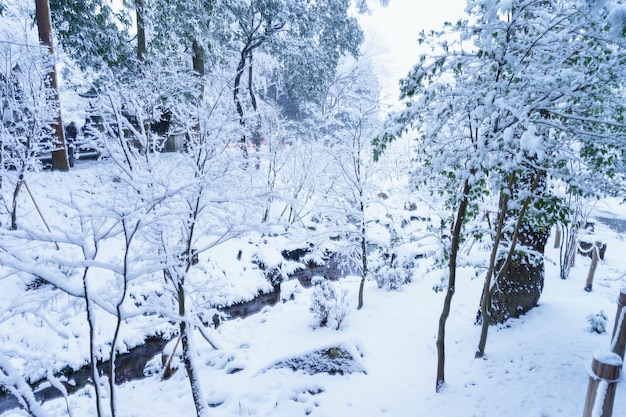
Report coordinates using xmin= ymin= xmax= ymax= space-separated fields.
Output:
xmin=2 ymin=160 xmax=626 ymax=417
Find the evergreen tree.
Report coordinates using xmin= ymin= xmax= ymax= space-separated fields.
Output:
xmin=50 ymin=0 xmax=133 ymax=70
xmin=378 ymin=0 xmax=626 ymax=390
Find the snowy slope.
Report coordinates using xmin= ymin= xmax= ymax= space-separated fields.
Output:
xmin=2 ymin=160 xmax=626 ymax=417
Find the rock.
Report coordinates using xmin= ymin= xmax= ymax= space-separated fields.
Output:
xmin=268 ymin=345 xmax=365 ymax=375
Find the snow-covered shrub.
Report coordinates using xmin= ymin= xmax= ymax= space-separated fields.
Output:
xmin=587 ymin=310 xmax=608 ymax=334
xmin=310 ymin=276 xmax=336 ymax=327
xmin=252 ymin=245 xmax=285 ymax=288
xmin=371 ymin=250 xmax=413 ymax=291
xmin=310 ymin=277 xmax=350 ymax=330
xmin=333 ymin=289 xmax=350 ymax=331
xmin=375 ymin=264 xmax=411 ymax=291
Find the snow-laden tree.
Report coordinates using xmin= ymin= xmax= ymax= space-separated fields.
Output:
xmin=93 ymin=66 xmax=274 ymax=417
xmin=315 ymin=55 xmax=384 ymax=309
xmin=0 ymin=158 xmax=172 ymax=417
xmin=0 ymin=18 xmax=60 ymax=227
xmin=49 ymin=0 xmax=133 ymax=71
xmin=0 ymin=63 xmax=272 ymax=417
xmin=222 ymin=0 xmax=363 ymax=148
xmin=377 ymin=0 xmax=626 ymax=391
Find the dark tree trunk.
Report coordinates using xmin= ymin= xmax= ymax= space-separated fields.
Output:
xmin=436 ymin=178 xmax=470 ymax=391
xmin=192 ymin=40 xmax=205 ymax=77
xmin=35 ymin=0 xmax=69 ymax=171
xmin=136 ymin=0 xmax=146 ymax=61
xmin=234 ymin=49 xmax=246 ymax=122
xmin=357 ymin=197 xmax=367 ymax=310
xmin=489 ymin=221 xmax=549 ymax=323
xmin=10 ymin=173 xmax=24 ymax=230
xmin=177 ymin=279 xmax=207 ymax=417
xmin=488 ymin=171 xmax=549 ymax=324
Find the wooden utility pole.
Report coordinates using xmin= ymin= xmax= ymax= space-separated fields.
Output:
xmin=35 ymin=0 xmax=69 ymax=171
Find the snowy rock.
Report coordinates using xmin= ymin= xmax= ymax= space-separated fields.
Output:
xmin=267 ymin=345 xmax=365 ymax=375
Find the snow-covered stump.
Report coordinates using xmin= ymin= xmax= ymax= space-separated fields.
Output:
xmin=584 ymin=241 xmax=603 ymax=292
xmin=610 ymin=289 xmax=626 ymax=360
xmin=582 ymin=352 xmax=622 ymax=417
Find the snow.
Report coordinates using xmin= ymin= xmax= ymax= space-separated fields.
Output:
xmin=2 ymin=160 xmax=626 ymax=416
xmin=520 ymin=126 xmax=545 ymax=161
xmin=592 ymin=351 xmax=623 ymax=369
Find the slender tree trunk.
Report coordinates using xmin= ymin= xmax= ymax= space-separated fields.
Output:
xmin=475 ymin=175 xmax=515 ymax=358
xmin=436 ymin=178 xmax=470 ymax=392
xmin=357 ymin=197 xmax=367 ymax=310
xmin=136 ymin=0 xmax=146 ymax=62
xmin=176 ymin=194 xmax=208 ymax=417
xmin=10 ymin=172 xmax=24 ymax=230
xmin=233 ymin=48 xmax=248 ymax=155
xmin=192 ymin=39 xmax=206 ymax=101
xmin=476 ymin=171 xmax=543 ymax=357
xmin=247 ymin=49 xmax=257 ymax=114
xmin=178 ymin=280 xmax=208 ymax=417
xmin=82 ymin=268 xmax=104 ymax=417
xmin=34 ymin=0 xmax=69 ymax=171
xmin=108 ymin=221 xmax=134 ymax=417
xmin=192 ymin=40 xmax=205 ymax=77
xmin=234 ymin=49 xmax=246 ymax=125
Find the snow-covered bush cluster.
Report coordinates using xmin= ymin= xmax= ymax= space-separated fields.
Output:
xmin=309 ymin=276 xmax=350 ymax=330
xmin=587 ymin=310 xmax=609 ymax=334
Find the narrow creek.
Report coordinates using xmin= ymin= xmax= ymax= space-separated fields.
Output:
xmin=0 ymin=255 xmax=343 ymax=415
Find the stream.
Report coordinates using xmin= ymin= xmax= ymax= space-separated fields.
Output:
xmin=0 ymin=254 xmax=343 ymax=415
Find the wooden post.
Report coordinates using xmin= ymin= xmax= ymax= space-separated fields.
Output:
xmin=554 ymin=225 xmax=562 ymax=248
xmin=582 ymin=352 xmax=622 ymax=417
xmin=611 ymin=288 xmax=626 ymax=360
xmin=584 ymin=241 xmax=603 ymax=292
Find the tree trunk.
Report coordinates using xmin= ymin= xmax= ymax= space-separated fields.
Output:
xmin=34 ymin=0 xmax=69 ymax=171
xmin=357 ymin=197 xmax=367 ymax=310
xmin=108 ymin=221 xmax=134 ymax=417
xmin=488 ymin=172 xmax=548 ymax=324
xmin=475 ymin=174 xmax=516 ymax=358
xmin=83 ymin=268 xmax=104 ymax=417
xmin=234 ymin=49 xmax=246 ymax=126
xmin=178 ymin=280 xmax=208 ymax=417
xmin=192 ymin=40 xmax=205 ymax=77
xmin=10 ymin=173 xmax=24 ymax=230
xmin=136 ymin=0 xmax=146 ymax=62
xmin=436 ymin=178 xmax=470 ymax=392
xmin=476 ymin=171 xmax=544 ymax=357
xmin=488 ymin=224 xmax=548 ymax=323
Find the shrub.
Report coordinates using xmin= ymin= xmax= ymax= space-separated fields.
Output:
xmin=310 ymin=277 xmax=350 ymax=330
xmin=587 ymin=310 xmax=608 ymax=334
xmin=310 ymin=277 xmax=336 ymax=327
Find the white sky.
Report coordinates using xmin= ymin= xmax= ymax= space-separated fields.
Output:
xmin=359 ymin=0 xmax=467 ymax=106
